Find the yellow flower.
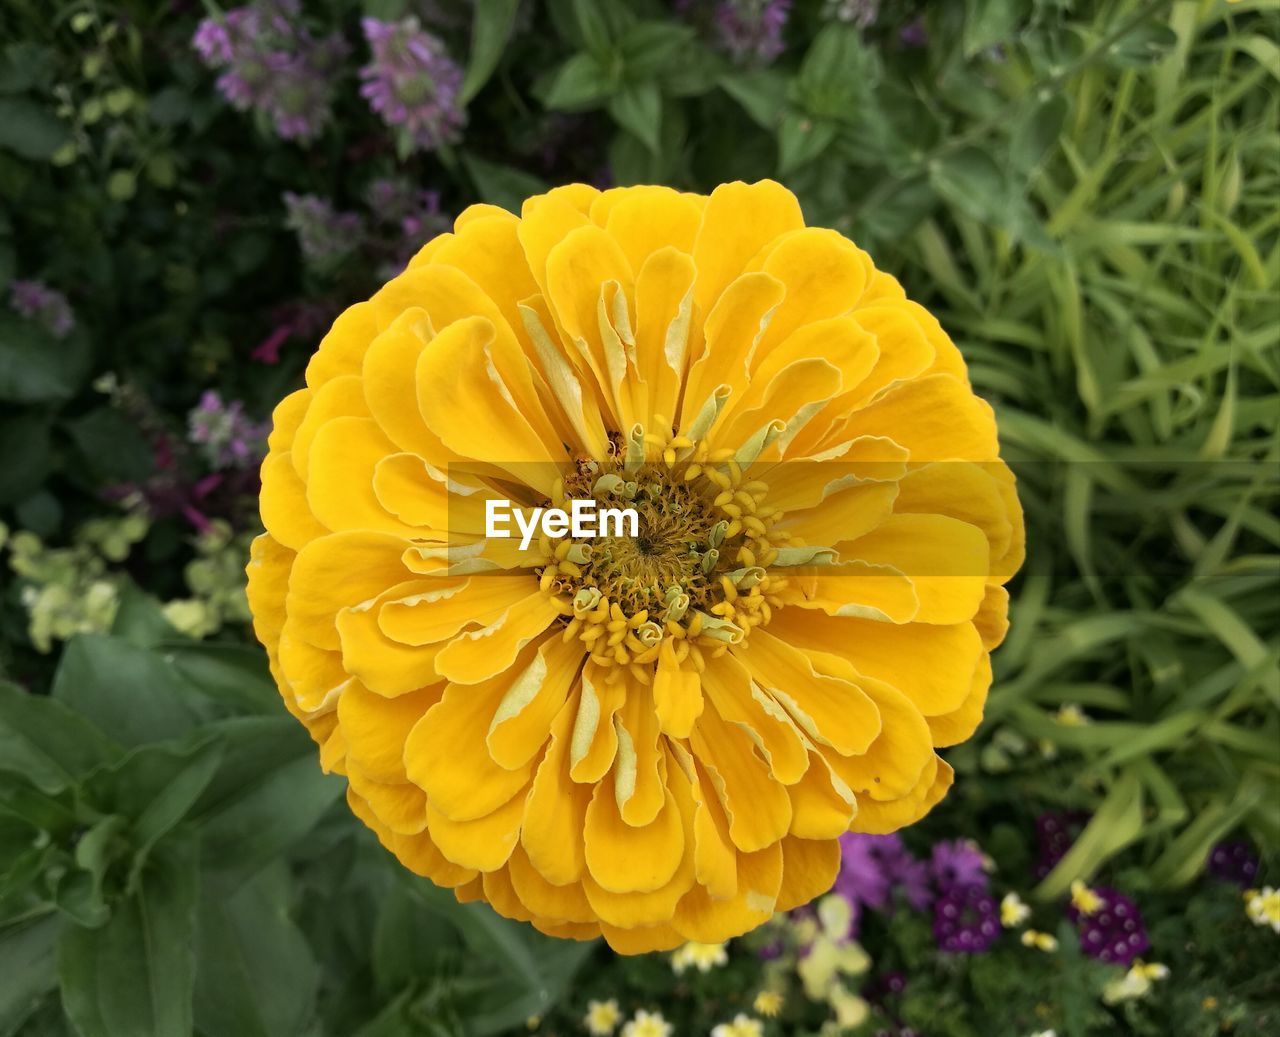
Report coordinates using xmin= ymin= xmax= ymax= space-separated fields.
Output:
xmin=622 ymin=1010 xmax=672 ymax=1037
xmin=671 ymin=940 xmax=728 ymax=974
xmin=1245 ymin=887 xmax=1280 ymax=932
xmin=584 ymin=999 xmax=622 ymax=1036
xmin=1020 ymin=929 xmax=1058 ymax=952
xmin=1001 ymin=892 xmax=1031 ymax=928
xmin=711 ymin=1014 xmax=764 ymax=1037
xmin=1070 ymin=880 xmax=1103 ymax=915
xmin=247 ymin=180 xmax=1024 ymax=952
xmin=1102 ymin=960 xmax=1169 ymax=1004
xmin=753 ymin=991 xmax=783 ymax=1017
xmin=1054 ymin=704 xmax=1089 ymax=727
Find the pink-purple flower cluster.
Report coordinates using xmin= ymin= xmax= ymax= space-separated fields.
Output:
xmin=714 ymin=0 xmax=792 ymax=65
xmin=282 ymin=192 xmax=364 ymax=268
xmin=192 ymin=0 xmax=347 ymax=142
xmin=8 ymin=279 xmax=75 ymax=339
xmin=188 ymin=390 xmax=269 ymax=471
xmin=359 ymin=17 xmax=466 ymax=153
xmin=1206 ymin=840 xmax=1261 ymax=887
xmin=1067 ymin=887 xmax=1150 ymax=965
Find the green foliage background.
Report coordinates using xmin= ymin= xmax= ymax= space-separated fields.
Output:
xmin=0 ymin=0 xmax=1277 ymax=1035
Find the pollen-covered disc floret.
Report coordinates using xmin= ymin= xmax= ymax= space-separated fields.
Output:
xmin=247 ymin=180 xmax=1024 ymax=954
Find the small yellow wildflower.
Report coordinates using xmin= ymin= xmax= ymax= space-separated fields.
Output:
xmin=1102 ymin=961 xmax=1169 ymax=1004
xmin=1201 ymin=996 xmax=1218 ymax=1011
xmin=752 ymin=991 xmax=783 ymax=1018
xmin=621 ymin=1009 xmax=672 ymax=1037
xmin=1245 ymin=886 xmax=1280 ymax=932
xmin=829 ymin=984 xmax=869 ymax=1029
xmin=1001 ymin=892 xmax=1031 ymax=928
xmin=1055 ymin=704 xmax=1090 ymax=727
xmin=671 ymin=941 xmax=729 ymax=974
xmin=584 ymin=999 xmax=622 ymax=1036
xmin=1070 ymin=879 xmax=1103 ymax=915
xmin=1020 ymin=929 xmax=1058 ymax=952
xmin=711 ymin=1014 xmax=764 ymax=1037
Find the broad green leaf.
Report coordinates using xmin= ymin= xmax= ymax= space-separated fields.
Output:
xmin=58 ymin=839 xmax=198 ymax=1037
xmin=540 ymin=53 xmax=614 ymax=110
xmin=777 ymin=113 xmax=838 ymax=176
xmin=794 ymin=24 xmax=875 ymax=122
xmin=1105 ymin=22 xmax=1179 ymax=67
xmin=0 ymin=913 xmax=58 ymax=1034
xmin=0 ymin=682 xmax=117 ymax=793
xmin=52 ymin=635 xmax=210 ymax=748
xmin=191 ymin=718 xmax=343 ymax=883
xmin=963 ymin=0 xmax=1030 ymax=56
xmin=0 ymin=315 xmax=90 ymax=404
xmin=608 ymin=82 xmax=661 ymax=154
xmin=719 ymin=70 xmax=787 ymax=130
xmin=618 ymin=21 xmax=696 ymax=79
xmin=159 ymin=642 xmax=279 ymax=714
xmin=1010 ymin=92 xmax=1068 ymax=174
xmin=193 ymin=866 xmax=318 ymax=1037
xmin=0 ymin=98 xmax=68 ymax=159
xmin=460 ymin=0 xmax=521 ymax=104
xmin=929 ymin=147 xmax=1011 ymax=226
xmin=109 ymin=583 xmax=179 ymax=650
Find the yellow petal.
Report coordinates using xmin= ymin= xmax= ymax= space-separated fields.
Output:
xmin=260 ymin=451 xmax=328 ymax=551
xmin=506 ymin=844 xmax=595 ymax=924
xmin=584 ymin=772 xmax=685 ymax=894
xmin=927 ymin=651 xmax=991 ymax=747
xmin=701 ymin=653 xmax=809 ymax=785
xmin=433 ymin=594 xmax=562 ymax=685
xmin=601 ymin=186 xmax=701 ymax=272
xmin=844 ymin=514 xmax=989 ymax=624
xmin=305 ymin=417 xmax=421 ymax=536
xmin=569 ymin=663 xmax=628 ymax=783
xmin=338 ymin=680 xmax=442 ymax=782
xmin=652 ymin=637 xmax=703 ymax=738
xmin=614 ymin=679 xmax=666 ymax=827
xmin=487 ymin=634 xmax=584 ymax=769
xmin=787 ymin=752 xmax=857 ymax=839
xmin=523 ymin=690 xmax=593 ymax=885
xmin=674 ymin=842 xmax=784 ymax=943
xmin=403 ymin=667 xmax=538 ymax=821
xmin=850 ymin=757 xmax=953 ymax=835
xmin=267 ymin=388 xmax=311 ymax=453
xmin=305 ymin=302 xmax=377 ymax=388
xmin=692 ymin=179 xmax=804 ymax=315
xmin=426 ymin=788 xmax=527 ymax=871
xmin=290 ymin=374 xmax=371 ymax=482
xmin=839 ymin=374 xmax=999 ymax=463
xmin=775 ymin=835 xmax=840 ymax=912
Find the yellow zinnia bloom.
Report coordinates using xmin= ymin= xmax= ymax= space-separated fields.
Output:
xmin=247 ymin=180 xmax=1024 ymax=953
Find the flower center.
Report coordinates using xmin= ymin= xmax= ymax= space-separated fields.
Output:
xmin=536 ymin=429 xmax=793 ymax=677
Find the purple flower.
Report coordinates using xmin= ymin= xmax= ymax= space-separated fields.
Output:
xmin=899 ymin=16 xmax=928 ymax=48
xmin=187 ymin=390 xmax=268 ymax=471
xmin=1035 ymin=810 xmax=1089 ymax=879
xmin=1067 ymin=887 xmax=1150 ymax=966
xmin=933 ymin=885 xmax=1000 ymax=954
xmin=283 ymin=192 xmax=364 ymax=268
xmin=192 ymin=1 xmax=347 ymax=142
xmin=930 ymin=839 xmax=988 ymax=893
xmin=1206 ymin=840 xmax=1260 ymax=888
xmin=9 ymin=279 xmax=74 ymax=338
xmin=712 ymin=0 xmax=792 ymax=65
xmin=359 ymin=17 xmax=466 ymax=152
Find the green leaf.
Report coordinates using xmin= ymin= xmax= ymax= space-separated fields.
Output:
xmin=0 ymin=682 xmax=118 ymax=794
xmin=618 ymin=21 xmax=696 ymax=79
xmin=109 ymin=583 xmax=180 ymax=650
xmin=191 ymin=718 xmax=343 ymax=884
xmin=0 ymin=98 xmax=68 ymax=159
xmin=52 ymin=635 xmax=210 ymax=749
xmin=0 ymin=413 xmax=50 ymax=506
xmin=460 ymin=0 xmax=520 ymax=105
xmin=0 ymin=314 xmax=91 ymax=404
xmin=541 ymin=52 xmax=614 ymax=110
xmin=64 ymin=408 xmax=154 ymax=485
xmin=794 ymin=23 xmax=875 ymax=122
xmin=0 ymin=43 xmax=55 ymax=94
xmin=103 ymin=736 xmax=225 ymax=855
xmin=608 ymin=82 xmax=661 ymax=154
xmin=719 ymin=70 xmax=787 ymax=131
xmin=1034 ymin=769 xmax=1145 ymax=899
xmin=1105 ymin=22 xmax=1179 ymax=67
xmin=963 ymin=0 xmax=1031 ymax=56
xmin=462 ymin=154 xmax=548 ymax=215
xmin=58 ymin=840 xmax=198 ymax=1037
xmin=777 ymin=113 xmax=838 ymax=176
xmin=929 ymin=146 xmax=1012 ymax=226
xmin=160 ymin=642 xmax=279 ymax=714
xmin=193 ymin=865 xmax=318 ymax=1037
xmin=857 ymin=176 xmax=938 ymax=240
xmin=1010 ymin=92 xmax=1067 ymax=175
xmin=0 ymin=913 xmax=58 ymax=1034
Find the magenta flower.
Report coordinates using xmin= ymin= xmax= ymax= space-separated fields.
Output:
xmin=188 ymin=391 xmax=269 ymax=471
xmin=930 ymin=839 xmax=989 ymax=893
xmin=359 ymin=17 xmax=465 ymax=152
xmin=1206 ymin=840 xmax=1261 ymax=887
